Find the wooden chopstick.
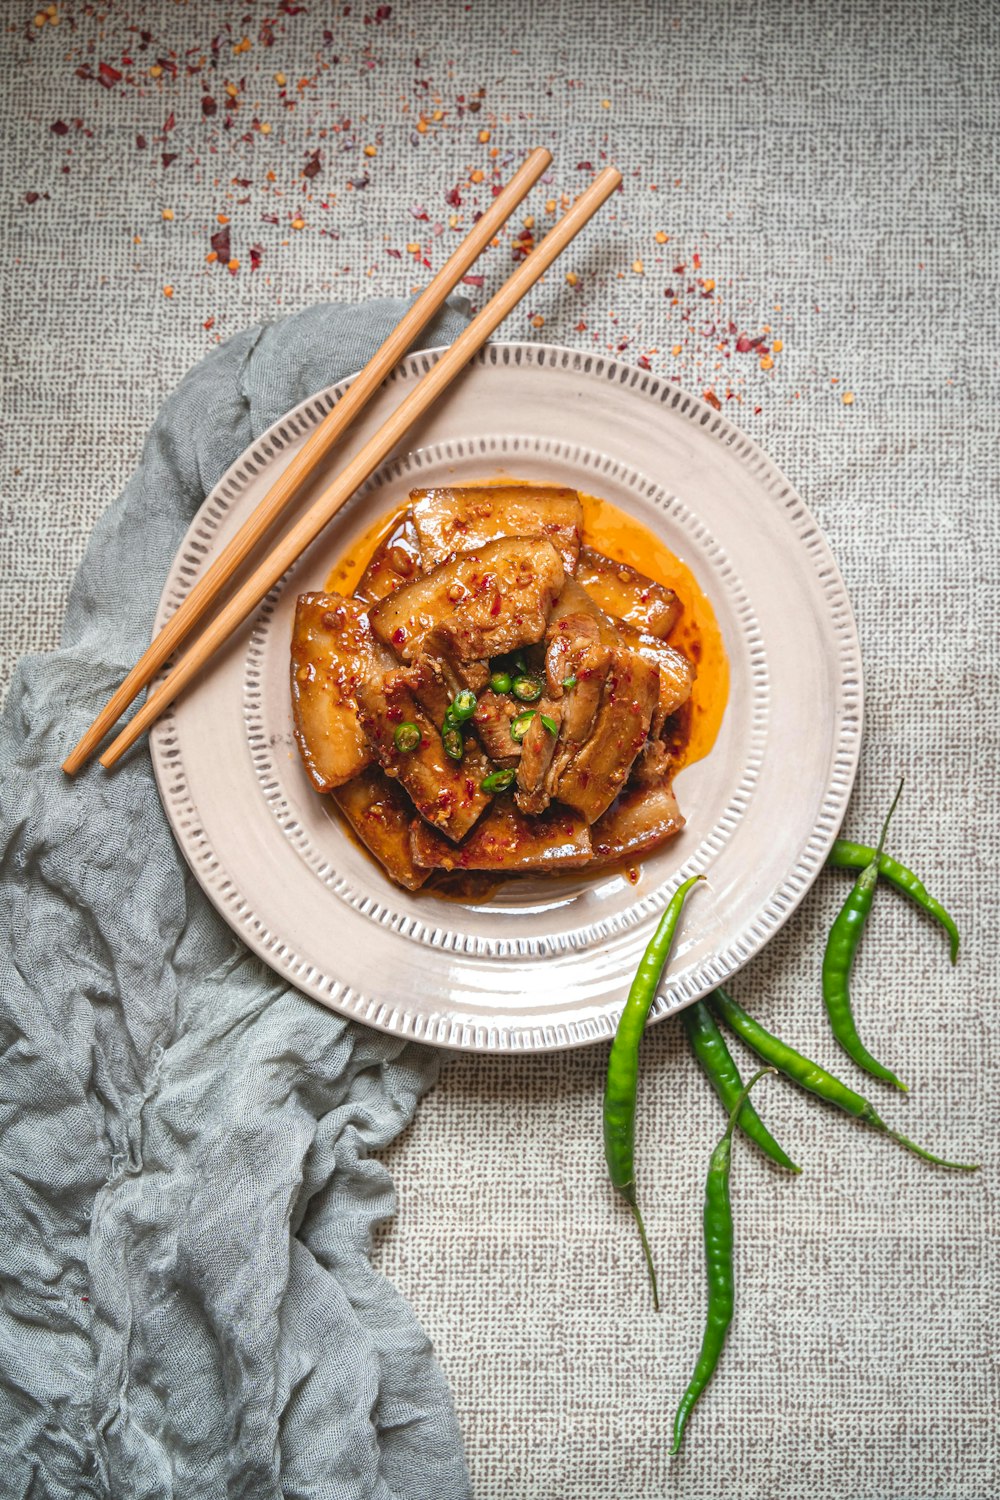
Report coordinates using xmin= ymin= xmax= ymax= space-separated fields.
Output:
xmin=61 ymin=147 xmax=553 ymax=775
xmin=97 ymin=165 xmax=622 ymax=770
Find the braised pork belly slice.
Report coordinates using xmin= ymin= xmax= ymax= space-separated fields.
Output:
xmin=549 ymin=577 xmax=694 ymax=738
xmin=589 ymin=780 xmax=686 ymax=867
xmin=354 ymin=510 xmax=423 ymax=602
xmin=575 ymin=546 xmax=682 ymax=641
xmin=368 ymin=536 xmax=564 ymax=664
xmin=553 ymin=644 xmax=660 ymax=824
xmin=514 ymin=700 xmax=563 ymax=815
xmin=544 ymin=579 xmax=613 ymax=742
xmin=356 ymin=651 xmax=492 ymax=843
xmin=290 ymin=593 xmax=375 ymax=792
xmin=332 ymin=768 xmax=429 ymax=892
xmin=617 ymin=625 xmax=696 ymax=733
xmin=410 ymin=800 xmax=592 ymax=873
xmin=411 ymin=485 xmax=583 ymax=574
xmin=471 ymin=688 xmax=521 ymax=765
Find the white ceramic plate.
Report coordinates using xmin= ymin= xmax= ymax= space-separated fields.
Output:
xmin=150 ymin=343 xmax=862 ymax=1052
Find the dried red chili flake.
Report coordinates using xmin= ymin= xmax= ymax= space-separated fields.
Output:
xmin=576 ymin=161 xmax=594 ymax=171
xmin=303 ymin=151 xmax=322 ymax=179
xmin=735 ymin=334 xmax=753 ymax=353
xmin=703 ymin=389 xmax=722 ymax=411
xmin=386 ymin=247 xmax=401 ymax=258
xmin=164 ymin=112 xmax=176 ymax=133
xmin=210 ymin=225 xmax=231 ymax=261
xmin=136 ymin=134 xmax=147 ymax=150
xmin=445 ymin=185 xmax=462 ymax=208
xmin=409 ymin=204 xmax=429 ymax=220
xmin=162 ymin=153 xmax=177 ymax=168
xmin=98 ymin=62 xmax=123 ymax=89
xmin=202 ymin=95 xmax=218 ymax=117
xmin=461 ymin=274 xmax=483 ymax=287
xmin=249 ymin=244 xmax=263 ymax=271
xmin=24 ymin=191 xmax=40 ymax=205
xmin=637 ymin=355 xmax=651 ymax=371
xmin=51 ymin=121 xmax=70 ymax=136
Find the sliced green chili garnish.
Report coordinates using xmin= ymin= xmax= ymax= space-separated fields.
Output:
xmin=481 ymin=767 xmax=516 ymax=793
xmin=450 ymin=689 xmax=477 ymax=722
xmin=441 ymin=724 xmax=464 ymax=761
xmin=489 ymin=670 xmax=512 ymax=694
xmin=540 ymin=714 xmax=559 ymax=735
xmin=393 ymin=722 xmax=421 ymax=753
xmin=510 ymin=710 xmax=535 ymax=743
xmin=512 ymin=675 xmax=543 ymax=703
xmin=561 ymin=675 xmax=577 ymax=690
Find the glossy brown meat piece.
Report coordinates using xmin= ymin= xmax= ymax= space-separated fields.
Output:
xmin=471 ymin=688 xmax=521 ymax=765
xmin=544 ymin=579 xmax=613 ymax=744
xmin=356 ymin=652 xmax=493 ymax=843
xmin=575 ymin=546 xmax=681 ymax=640
xmin=554 ymin=645 xmax=660 ymax=823
xmin=514 ymin=701 xmax=562 ymax=815
xmin=368 ymin=537 xmax=564 ymax=664
xmin=590 ymin=780 xmax=685 ymax=866
xmin=332 ymin=768 xmax=429 ymax=891
xmin=290 ymin=593 xmax=375 ymax=791
xmin=354 ymin=510 xmax=423 ymax=603
xmin=410 ymin=800 xmax=592 ymax=872
xmin=411 ymin=484 xmax=583 ymax=574
xmin=620 ymin=626 xmax=696 ymax=733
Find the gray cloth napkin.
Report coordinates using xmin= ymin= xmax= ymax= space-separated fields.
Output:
xmin=0 ymin=299 xmax=473 ymax=1500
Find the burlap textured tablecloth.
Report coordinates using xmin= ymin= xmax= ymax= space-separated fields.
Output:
xmin=2 ymin=2 xmax=996 ymax=1496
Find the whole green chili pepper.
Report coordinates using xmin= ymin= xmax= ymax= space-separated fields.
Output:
xmin=604 ymin=873 xmax=705 ymax=1310
xmin=827 ymin=840 xmax=959 ymax=963
xmin=822 ymin=780 xmax=907 ymax=1091
xmin=671 ymin=1067 xmax=776 ymax=1454
xmin=709 ymin=987 xmax=977 ymax=1171
xmin=682 ymin=1001 xmax=800 ymax=1174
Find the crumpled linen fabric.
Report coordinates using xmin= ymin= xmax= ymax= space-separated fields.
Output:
xmin=0 ymin=298 xmax=473 ymax=1500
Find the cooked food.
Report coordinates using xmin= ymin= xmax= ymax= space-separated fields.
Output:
xmin=290 ymin=593 xmax=375 ymax=791
xmin=412 ymin=485 xmax=583 ymax=573
xmin=575 ymin=546 xmax=681 ymax=640
xmin=290 ymin=482 xmax=700 ymax=891
xmin=369 ymin=535 xmax=564 ymax=664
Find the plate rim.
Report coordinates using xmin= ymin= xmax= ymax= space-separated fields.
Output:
xmin=151 ymin=340 xmax=864 ymax=1052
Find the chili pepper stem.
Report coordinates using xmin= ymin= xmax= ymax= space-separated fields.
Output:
xmin=625 ymin=1191 xmax=660 ymax=1312
xmin=886 ymin=1128 xmax=979 ymax=1172
xmin=873 ymin=777 xmax=905 ymax=860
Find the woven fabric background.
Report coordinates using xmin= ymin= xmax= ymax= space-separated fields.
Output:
xmin=2 ymin=2 xmax=997 ymax=1497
